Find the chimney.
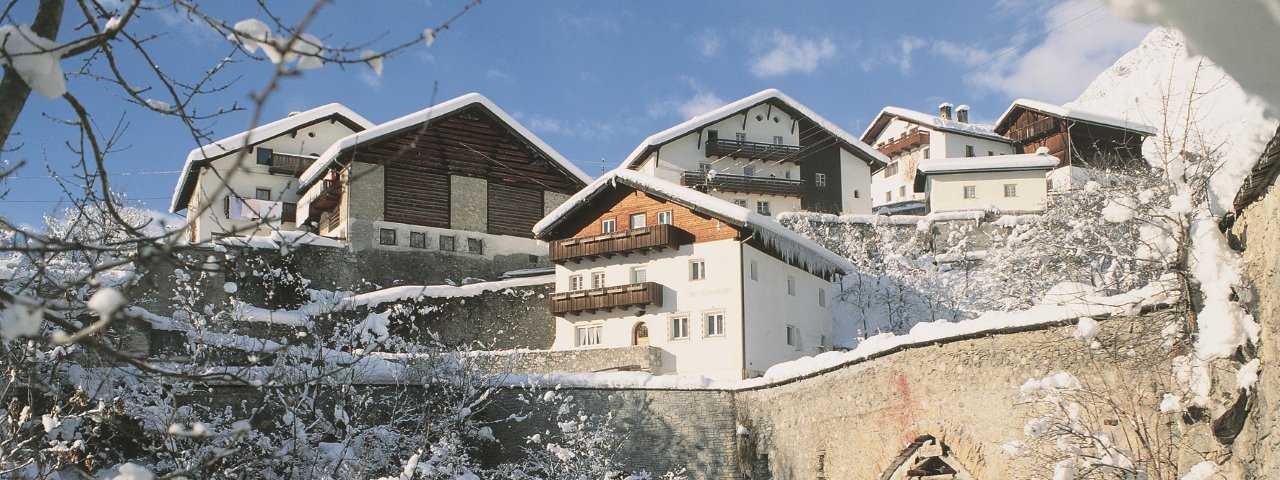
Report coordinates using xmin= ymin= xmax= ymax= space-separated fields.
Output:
xmin=956 ymin=104 xmax=970 ymax=123
xmin=938 ymin=102 xmax=953 ymax=121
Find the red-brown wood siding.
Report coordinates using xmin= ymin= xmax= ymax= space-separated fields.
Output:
xmin=488 ymin=182 xmax=543 ymax=237
xmin=555 ymin=187 xmax=743 ymax=243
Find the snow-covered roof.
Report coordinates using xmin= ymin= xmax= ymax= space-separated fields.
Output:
xmin=297 ymin=93 xmax=592 ymax=191
xmin=859 ymin=106 xmax=1010 ymax=144
xmin=619 ymin=88 xmax=887 ymax=170
xmin=533 ymin=169 xmax=854 ymax=276
xmin=994 ymin=98 xmax=1157 ymax=136
xmin=170 ymin=103 xmax=373 ymax=212
xmin=913 ymin=149 xmax=1060 ymax=192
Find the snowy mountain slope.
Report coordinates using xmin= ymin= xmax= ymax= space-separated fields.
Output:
xmin=1066 ymin=27 xmax=1278 ymax=214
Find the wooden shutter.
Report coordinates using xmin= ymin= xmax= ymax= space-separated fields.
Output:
xmin=384 ymin=163 xmax=450 ymax=228
xmin=487 ymin=182 xmax=543 ymax=237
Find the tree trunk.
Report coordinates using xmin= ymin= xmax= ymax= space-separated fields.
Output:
xmin=0 ymin=0 xmax=65 ymax=151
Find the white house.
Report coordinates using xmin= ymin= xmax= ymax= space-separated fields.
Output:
xmin=912 ymin=148 xmax=1060 ymax=213
xmin=532 ymin=168 xmax=853 ymax=381
xmin=621 ymin=89 xmax=886 ymax=217
xmin=861 ymin=103 xmax=1015 ymax=213
xmin=293 ymin=93 xmax=591 ymax=257
xmin=171 ymin=104 xmax=374 ymax=242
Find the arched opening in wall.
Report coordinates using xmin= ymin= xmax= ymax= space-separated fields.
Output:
xmin=632 ymin=322 xmax=650 ymax=346
xmin=880 ymin=435 xmax=974 ymax=480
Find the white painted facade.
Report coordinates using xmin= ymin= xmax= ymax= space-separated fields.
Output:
xmin=186 ymin=119 xmax=361 ymax=242
xmin=550 ymin=239 xmax=834 ymax=381
xmin=838 ymin=148 xmax=875 ymax=214
xmin=922 ymin=169 xmax=1050 ymax=213
xmin=635 ymin=102 xmax=804 ymax=216
xmin=867 ymin=116 xmax=1015 ymax=208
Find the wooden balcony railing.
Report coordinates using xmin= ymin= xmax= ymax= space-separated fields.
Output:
xmin=303 ymin=179 xmax=343 ymax=225
xmin=550 ymin=282 xmax=663 ymax=316
xmin=550 ymin=223 xmax=691 ymax=264
xmin=682 ymin=171 xmax=802 ymax=197
xmin=705 ymin=138 xmax=801 ymax=162
xmin=1008 ymin=117 xmax=1059 ymax=143
xmin=877 ymin=129 xmax=930 ymax=158
xmin=268 ymin=152 xmax=317 ymax=176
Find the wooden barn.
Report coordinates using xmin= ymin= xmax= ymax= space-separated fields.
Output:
xmin=295 ymin=93 xmax=591 ymax=254
xmin=993 ymin=99 xmax=1155 ymax=170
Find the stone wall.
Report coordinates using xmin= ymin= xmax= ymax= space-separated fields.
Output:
xmin=1225 ymin=184 xmax=1280 ymax=477
xmin=471 ymin=345 xmax=663 ymax=375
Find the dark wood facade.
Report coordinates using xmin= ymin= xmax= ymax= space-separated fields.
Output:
xmin=998 ymin=107 xmax=1147 ymax=169
xmin=549 ymin=282 xmax=663 ymax=316
xmin=681 ymin=171 xmax=803 ymax=197
xmin=550 ymin=223 xmax=692 ymax=264
xmin=798 ymin=119 xmax=845 ymax=214
xmin=336 ymin=104 xmax=585 ymax=237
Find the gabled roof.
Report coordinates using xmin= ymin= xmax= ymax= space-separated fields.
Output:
xmin=859 ymin=106 xmax=1011 ymax=144
xmin=534 ymin=169 xmax=854 ymax=276
xmin=619 ymin=88 xmax=888 ymax=171
xmin=913 ymin=149 xmax=1060 ymax=192
xmin=1234 ymin=125 xmax=1280 ymax=212
xmin=297 ymin=93 xmax=592 ymax=191
xmin=993 ymin=98 xmax=1157 ymax=136
xmin=170 ymin=103 xmax=373 ymax=212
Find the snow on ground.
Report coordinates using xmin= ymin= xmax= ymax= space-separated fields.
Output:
xmin=215 ymin=230 xmax=347 ymax=252
xmin=499 ymin=278 xmax=1178 ymax=391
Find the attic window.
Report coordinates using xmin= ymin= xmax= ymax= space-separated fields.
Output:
xmin=256 ymin=148 xmax=273 ymax=165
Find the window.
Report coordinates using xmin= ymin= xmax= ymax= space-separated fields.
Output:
xmin=467 ymin=238 xmax=484 ymax=254
xmin=1004 ymin=184 xmax=1017 ymax=197
xmin=705 ymin=312 xmax=725 ymax=336
xmin=756 ymin=201 xmax=771 ymax=216
xmin=670 ymin=316 xmax=690 ymax=340
xmin=784 ymin=170 xmax=791 ymax=179
xmin=735 ymin=132 xmax=747 ymax=142
xmin=629 ymin=213 xmax=647 ymax=229
xmin=379 ymin=228 xmax=396 ymax=245
xmin=409 ymin=231 xmax=427 ymax=249
xmin=255 ymin=188 xmax=272 ymax=200
xmin=256 ymin=148 xmax=273 ymax=165
xmin=439 ymin=235 xmax=456 ymax=252
xmin=819 ymin=336 xmax=828 ymax=353
xmin=591 ymin=271 xmax=606 ymax=289
xmin=749 ymin=259 xmax=758 ymax=281
xmin=815 ymin=173 xmax=827 ymax=187
xmin=690 ymin=260 xmax=706 ymax=280
xmin=733 ymin=199 xmax=747 ymax=207
xmin=569 ymin=275 xmax=584 ymax=291
xmin=743 ymin=165 xmax=756 ymax=177
xmin=657 ymin=210 xmax=673 ymax=225
xmin=787 ymin=276 xmax=796 ymax=296
xmin=630 ymin=267 xmax=647 ymax=284
xmin=988 ymin=150 xmax=995 ymax=156
xmin=965 ymin=145 xmax=975 ymax=157
xmin=885 ymin=191 xmax=892 ymax=202
xmin=601 ymin=219 xmax=616 ymax=233
xmin=698 ymin=162 xmax=712 ymax=173
xmin=899 ymin=185 xmax=906 ymax=197
xmin=773 ymin=135 xmax=784 ymax=145
xmin=786 ymin=325 xmax=800 ymax=348
xmin=575 ymin=325 xmax=602 ymax=346
xmin=818 ymin=288 xmax=827 ymax=307
xmin=963 ymin=185 xmax=977 ymax=199
xmin=886 ymin=161 xmax=899 ymax=176
xmin=854 ymin=190 xmax=861 ymax=199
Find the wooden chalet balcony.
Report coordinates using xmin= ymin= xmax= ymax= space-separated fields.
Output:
xmin=268 ymin=152 xmax=317 ymax=176
xmin=877 ymin=129 xmax=930 ymax=158
xmin=550 ymin=282 xmax=663 ymax=316
xmin=682 ymin=171 xmax=802 ymax=197
xmin=550 ymin=223 xmax=691 ymax=264
xmin=705 ymin=138 xmax=801 ymax=162
xmin=1008 ymin=117 xmax=1059 ymax=143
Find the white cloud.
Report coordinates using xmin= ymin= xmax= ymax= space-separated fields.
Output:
xmin=647 ymin=78 xmax=726 ymax=120
xmin=358 ymin=71 xmax=383 ymax=91
xmin=891 ymin=36 xmax=926 ymax=74
xmin=558 ymin=11 xmax=631 ymax=34
xmin=695 ymin=29 xmax=722 ymax=57
xmin=513 ymin=112 xmax=619 ymax=140
xmin=485 ymin=69 xmax=513 ymax=83
xmin=933 ymin=0 xmax=1152 ymax=102
xmin=749 ymin=30 xmax=837 ymax=77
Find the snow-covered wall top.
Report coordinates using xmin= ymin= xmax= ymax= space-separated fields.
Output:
xmin=619 ymin=88 xmax=889 ymax=170
xmin=916 ymin=150 xmax=1060 ymax=174
xmin=533 ymin=169 xmax=855 ymax=276
xmin=860 ymin=106 xmax=1011 ymax=143
xmin=170 ymin=103 xmax=374 ymax=212
xmin=296 ymin=92 xmax=593 ymax=190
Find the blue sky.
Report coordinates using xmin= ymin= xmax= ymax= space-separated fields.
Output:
xmin=1 ymin=0 xmax=1152 ymax=227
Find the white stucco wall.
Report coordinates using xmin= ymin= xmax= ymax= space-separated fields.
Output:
xmin=364 ymin=220 xmax=545 ymax=259
xmin=189 ymin=119 xmax=357 ymax=242
xmin=838 ymin=149 xmax=873 ymax=214
xmin=924 ymin=169 xmax=1049 ymax=213
xmin=868 ymin=118 xmax=1016 ymax=208
xmin=551 ymin=240 xmax=747 ymax=381
xmin=741 ymin=245 xmax=834 ymax=376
